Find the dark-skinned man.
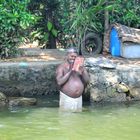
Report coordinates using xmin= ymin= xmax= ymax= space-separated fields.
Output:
xmin=56 ymin=48 xmax=90 ymax=112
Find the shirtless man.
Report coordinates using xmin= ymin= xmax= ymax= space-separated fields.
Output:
xmin=56 ymin=48 xmax=90 ymax=112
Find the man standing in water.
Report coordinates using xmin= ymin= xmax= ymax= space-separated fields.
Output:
xmin=56 ymin=48 xmax=90 ymax=112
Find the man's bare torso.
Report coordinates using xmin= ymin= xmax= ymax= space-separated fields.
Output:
xmin=59 ymin=63 xmax=84 ymax=98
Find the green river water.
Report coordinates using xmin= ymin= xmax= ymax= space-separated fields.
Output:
xmin=0 ymin=98 xmax=140 ymax=140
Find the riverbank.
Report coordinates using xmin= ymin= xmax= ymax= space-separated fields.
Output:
xmin=0 ymin=48 xmax=140 ymax=105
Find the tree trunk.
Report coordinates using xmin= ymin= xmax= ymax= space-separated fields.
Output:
xmin=45 ymin=2 xmax=57 ymax=49
xmin=103 ymin=1 xmax=109 ymax=54
xmin=48 ymin=33 xmax=56 ymax=49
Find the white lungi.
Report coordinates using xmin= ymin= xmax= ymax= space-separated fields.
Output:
xmin=59 ymin=91 xmax=82 ymax=112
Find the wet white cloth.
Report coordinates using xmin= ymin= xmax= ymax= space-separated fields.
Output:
xmin=59 ymin=91 xmax=82 ymax=112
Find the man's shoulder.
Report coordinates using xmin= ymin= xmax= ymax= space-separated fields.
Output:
xmin=56 ymin=63 xmax=66 ymax=70
xmin=58 ymin=62 xmax=65 ymax=67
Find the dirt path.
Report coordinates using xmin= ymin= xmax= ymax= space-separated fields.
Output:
xmin=0 ymin=48 xmax=140 ymax=67
xmin=0 ymin=48 xmax=66 ymax=62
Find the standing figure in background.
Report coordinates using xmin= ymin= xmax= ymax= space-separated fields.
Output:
xmin=56 ymin=47 xmax=90 ymax=112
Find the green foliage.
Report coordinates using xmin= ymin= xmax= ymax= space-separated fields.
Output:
xmin=28 ymin=0 xmax=59 ymax=48
xmin=51 ymin=29 xmax=58 ymax=37
xmin=1 ymin=0 xmax=139 ymax=55
xmin=110 ymin=0 xmax=140 ymax=28
xmin=47 ymin=21 xmax=58 ymax=37
xmin=30 ymin=20 xmax=58 ymax=45
xmin=58 ymin=0 xmax=139 ymax=48
xmin=71 ymin=0 xmax=115 ymax=32
xmin=0 ymin=0 xmax=37 ymax=58
xmin=47 ymin=21 xmax=53 ymax=31
xmin=69 ymin=0 xmax=114 ymax=48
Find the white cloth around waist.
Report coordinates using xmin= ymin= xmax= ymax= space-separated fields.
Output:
xmin=59 ymin=91 xmax=82 ymax=112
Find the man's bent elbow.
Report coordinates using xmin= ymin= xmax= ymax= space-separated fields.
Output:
xmin=85 ymin=77 xmax=90 ymax=85
xmin=57 ymin=80 xmax=64 ymax=87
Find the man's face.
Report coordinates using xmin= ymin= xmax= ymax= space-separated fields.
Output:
xmin=67 ymin=52 xmax=77 ymax=64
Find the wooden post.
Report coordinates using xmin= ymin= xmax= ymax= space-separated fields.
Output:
xmin=103 ymin=1 xmax=110 ymax=54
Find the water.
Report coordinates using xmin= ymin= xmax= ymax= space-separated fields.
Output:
xmin=0 ymin=100 xmax=140 ymax=140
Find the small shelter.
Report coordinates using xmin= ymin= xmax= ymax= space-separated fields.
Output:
xmin=103 ymin=23 xmax=140 ymax=58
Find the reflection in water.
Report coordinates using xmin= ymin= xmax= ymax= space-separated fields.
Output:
xmin=0 ymin=100 xmax=140 ymax=140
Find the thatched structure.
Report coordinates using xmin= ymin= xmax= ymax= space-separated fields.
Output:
xmin=103 ymin=23 xmax=140 ymax=54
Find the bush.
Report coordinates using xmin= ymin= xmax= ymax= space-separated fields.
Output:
xmin=0 ymin=0 xmax=37 ymax=58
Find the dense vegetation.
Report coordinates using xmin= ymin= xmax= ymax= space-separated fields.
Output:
xmin=0 ymin=0 xmax=37 ymax=58
xmin=0 ymin=0 xmax=140 ymax=58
